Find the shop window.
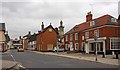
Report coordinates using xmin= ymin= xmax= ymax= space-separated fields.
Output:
xmin=110 ymin=38 xmax=120 ymax=50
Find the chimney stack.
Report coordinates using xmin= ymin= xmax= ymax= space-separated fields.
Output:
xmin=41 ymin=22 xmax=44 ymax=30
xmin=19 ymin=36 xmax=21 ymax=39
xmin=86 ymin=11 xmax=92 ymax=22
xmin=118 ymin=15 xmax=120 ymax=24
xmin=28 ymin=31 xmax=31 ymax=35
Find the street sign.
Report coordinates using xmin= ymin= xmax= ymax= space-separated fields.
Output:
xmin=94 ymin=35 xmax=97 ymax=41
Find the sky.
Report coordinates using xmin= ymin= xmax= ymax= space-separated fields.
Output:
xmin=0 ymin=0 xmax=119 ymax=39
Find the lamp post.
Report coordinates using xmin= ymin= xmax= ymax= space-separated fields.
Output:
xmin=56 ymin=38 xmax=60 ymax=54
xmin=94 ymin=33 xmax=98 ymax=61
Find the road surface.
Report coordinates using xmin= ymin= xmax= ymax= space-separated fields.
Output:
xmin=2 ymin=50 xmax=118 ymax=69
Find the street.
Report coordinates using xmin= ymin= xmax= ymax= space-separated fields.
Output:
xmin=2 ymin=50 xmax=118 ymax=68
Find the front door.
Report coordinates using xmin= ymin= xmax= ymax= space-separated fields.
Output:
xmin=70 ymin=42 xmax=74 ymax=51
xmin=85 ymin=43 xmax=89 ymax=54
xmin=97 ymin=42 xmax=103 ymax=52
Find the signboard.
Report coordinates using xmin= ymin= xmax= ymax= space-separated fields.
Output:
xmin=94 ymin=31 xmax=98 ymax=41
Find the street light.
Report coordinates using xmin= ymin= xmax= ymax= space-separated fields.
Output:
xmin=56 ymin=38 xmax=60 ymax=54
xmin=94 ymin=33 xmax=98 ymax=61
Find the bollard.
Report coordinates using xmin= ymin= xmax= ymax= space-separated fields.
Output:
xmin=102 ymin=52 xmax=105 ymax=58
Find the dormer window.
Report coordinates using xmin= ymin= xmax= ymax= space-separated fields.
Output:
xmin=111 ymin=18 xmax=117 ymax=22
xmin=90 ymin=21 xmax=95 ymax=26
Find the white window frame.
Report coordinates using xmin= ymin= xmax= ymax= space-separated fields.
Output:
xmin=70 ymin=34 xmax=73 ymax=41
xmin=111 ymin=18 xmax=117 ymax=22
xmin=66 ymin=35 xmax=68 ymax=41
xmin=75 ymin=33 xmax=78 ymax=40
xmin=85 ymin=32 xmax=89 ymax=39
xmin=75 ymin=43 xmax=79 ymax=50
xmin=110 ymin=38 xmax=120 ymax=50
xmin=90 ymin=21 xmax=95 ymax=26
xmin=94 ymin=30 xmax=99 ymax=37
xmin=82 ymin=36 xmax=85 ymax=40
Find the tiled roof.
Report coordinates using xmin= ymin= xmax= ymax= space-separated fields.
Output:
xmin=0 ymin=23 xmax=5 ymax=31
xmin=29 ymin=34 xmax=36 ymax=42
xmin=65 ymin=14 xmax=119 ymax=34
xmin=37 ymin=24 xmax=57 ymax=35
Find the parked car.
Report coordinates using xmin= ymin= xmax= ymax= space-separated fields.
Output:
xmin=53 ymin=46 xmax=64 ymax=52
xmin=17 ymin=47 xmax=24 ymax=52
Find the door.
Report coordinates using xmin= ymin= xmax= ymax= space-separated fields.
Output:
xmin=85 ymin=43 xmax=89 ymax=54
xmin=97 ymin=42 xmax=103 ymax=52
xmin=70 ymin=42 xmax=74 ymax=51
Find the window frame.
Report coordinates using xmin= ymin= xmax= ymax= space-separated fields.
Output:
xmin=111 ymin=18 xmax=117 ymax=23
xmin=70 ymin=34 xmax=73 ymax=41
xmin=85 ymin=32 xmax=89 ymax=39
xmin=94 ymin=30 xmax=99 ymax=38
xmin=110 ymin=38 xmax=120 ymax=50
xmin=90 ymin=21 xmax=95 ymax=26
xmin=75 ymin=33 xmax=78 ymax=40
xmin=66 ymin=35 xmax=68 ymax=41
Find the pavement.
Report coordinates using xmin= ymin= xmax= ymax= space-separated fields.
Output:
xmin=0 ymin=51 xmax=17 ymax=69
xmin=31 ymin=51 xmax=119 ymax=66
xmin=1 ymin=60 xmax=17 ymax=69
xmin=1 ymin=50 xmax=118 ymax=68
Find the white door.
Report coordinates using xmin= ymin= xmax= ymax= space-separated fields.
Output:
xmin=85 ymin=43 xmax=89 ymax=54
xmin=70 ymin=42 xmax=74 ymax=51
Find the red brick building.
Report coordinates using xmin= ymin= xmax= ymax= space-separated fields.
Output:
xmin=36 ymin=22 xmax=57 ymax=51
xmin=63 ymin=12 xmax=120 ymax=54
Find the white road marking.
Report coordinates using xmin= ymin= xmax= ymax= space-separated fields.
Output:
xmin=10 ymin=55 xmax=16 ymax=62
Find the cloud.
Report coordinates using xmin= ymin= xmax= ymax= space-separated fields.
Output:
xmin=1 ymin=1 xmax=118 ymax=39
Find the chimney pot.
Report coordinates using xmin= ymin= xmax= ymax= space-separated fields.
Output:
xmin=86 ymin=11 xmax=92 ymax=22
xmin=41 ymin=22 xmax=44 ymax=30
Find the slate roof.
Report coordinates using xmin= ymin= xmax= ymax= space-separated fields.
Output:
xmin=0 ymin=23 xmax=5 ymax=31
xmin=65 ymin=14 xmax=119 ymax=35
xmin=37 ymin=24 xmax=57 ymax=35
xmin=29 ymin=34 xmax=36 ymax=42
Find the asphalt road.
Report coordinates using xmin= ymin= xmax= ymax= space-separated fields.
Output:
xmin=2 ymin=50 xmax=118 ymax=68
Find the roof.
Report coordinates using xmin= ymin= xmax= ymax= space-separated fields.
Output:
xmin=65 ymin=14 xmax=119 ymax=35
xmin=23 ymin=33 xmax=31 ymax=39
xmin=0 ymin=23 xmax=5 ymax=31
xmin=37 ymin=24 xmax=57 ymax=35
xmin=29 ymin=34 xmax=36 ymax=42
